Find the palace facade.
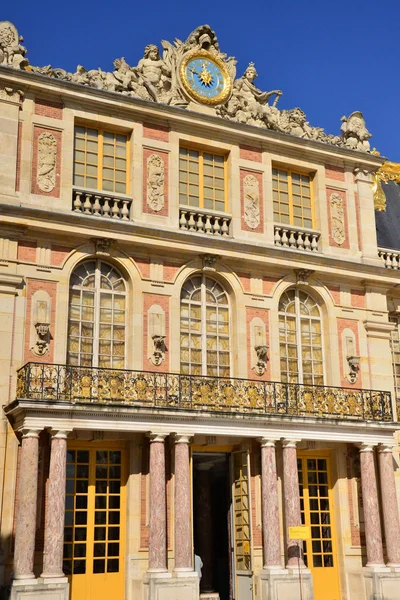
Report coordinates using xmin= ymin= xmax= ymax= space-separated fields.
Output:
xmin=0 ymin=20 xmax=400 ymax=600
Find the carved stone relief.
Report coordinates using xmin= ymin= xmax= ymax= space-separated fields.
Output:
xmin=243 ymin=174 xmax=260 ymax=229
xmin=0 ymin=86 xmax=23 ymax=103
xmin=330 ymin=193 xmax=346 ymax=245
xmin=1 ymin=20 xmax=374 ymax=153
xmin=37 ymin=132 xmax=57 ymax=193
xmin=147 ymin=153 xmax=165 ymax=211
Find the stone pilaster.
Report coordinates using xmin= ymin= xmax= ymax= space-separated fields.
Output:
xmin=378 ymin=444 xmax=400 ymax=568
xmin=282 ymin=439 xmax=304 ymax=568
xmin=42 ymin=430 xmax=70 ymax=579
xmin=148 ymin=433 xmax=168 ymax=573
xmin=14 ymin=429 xmax=41 ymax=580
xmin=259 ymin=438 xmax=282 ymax=568
xmin=359 ymin=443 xmax=385 ymax=567
xmin=174 ymin=434 xmax=193 ymax=572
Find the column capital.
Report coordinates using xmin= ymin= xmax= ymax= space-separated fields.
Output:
xmin=20 ymin=428 xmax=42 ymax=439
xmin=377 ymin=443 xmax=396 ymax=454
xmin=49 ymin=429 xmax=72 ymax=440
xmin=258 ymin=437 xmax=279 ymax=448
xmin=281 ymin=438 xmax=301 ymax=448
xmin=172 ymin=434 xmax=194 ymax=444
xmin=147 ymin=432 xmax=168 ymax=443
xmin=358 ymin=442 xmax=377 ymax=453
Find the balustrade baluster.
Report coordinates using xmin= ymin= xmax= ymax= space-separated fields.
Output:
xmin=121 ymin=200 xmax=130 ymax=220
xmin=274 ymin=227 xmax=281 ymax=246
xmin=311 ymin=234 xmax=318 ymax=251
xmin=297 ymin=232 xmax=305 ymax=250
xmin=83 ymin=194 xmax=92 ymax=214
xmin=288 ymin=230 xmax=296 ymax=248
xmin=179 ymin=210 xmax=188 ymax=230
xmin=111 ymin=200 xmax=120 ymax=218
xmin=281 ymin=229 xmax=289 ymax=246
xmin=304 ymin=233 xmax=311 ymax=251
xmin=93 ymin=195 xmax=101 ymax=216
xmin=196 ymin=214 xmax=204 ymax=233
xmin=213 ymin=217 xmax=221 ymax=236
xmin=221 ymin=218 xmax=229 ymax=237
xmin=73 ymin=191 xmax=82 ymax=212
xmin=205 ymin=215 xmax=212 ymax=234
xmin=103 ymin=199 xmax=111 ymax=217
xmin=188 ymin=212 xmax=196 ymax=231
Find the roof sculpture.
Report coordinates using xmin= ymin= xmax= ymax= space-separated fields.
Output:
xmin=0 ymin=20 xmax=372 ymax=153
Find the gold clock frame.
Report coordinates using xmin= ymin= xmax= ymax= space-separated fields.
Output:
xmin=179 ymin=48 xmax=232 ymax=107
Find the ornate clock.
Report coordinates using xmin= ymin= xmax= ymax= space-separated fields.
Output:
xmin=179 ymin=49 xmax=232 ymax=107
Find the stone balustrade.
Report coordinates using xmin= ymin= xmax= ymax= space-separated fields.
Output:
xmin=72 ymin=188 xmax=132 ymax=220
xmin=274 ymin=224 xmax=320 ymax=252
xmin=378 ymin=247 xmax=400 ymax=269
xmin=179 ymin=207 xmax=231 ymax=236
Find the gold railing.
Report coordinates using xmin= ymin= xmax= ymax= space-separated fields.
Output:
xmin=15 ymin=363 xmax=393 ymax=421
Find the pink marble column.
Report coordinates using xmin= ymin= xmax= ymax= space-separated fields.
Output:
xmin=174 ymin=434 xmax=193 ymax=572
xmin=359 ymin=443 xmax=385 ymax=567
xmin=42 ymin=430 xmax=69 ymax=578
xmin=148 ymin=433 xmax=168 ymax=572
xmin=378 ymin=444 xmax=400 ymax=567
xmin=282 ymin=439 xmax=304 ymax=568
xmin=260 ymin=438 xmax=282 ymax=569
xmin=14 ymin=429 xmax=41 ymax=580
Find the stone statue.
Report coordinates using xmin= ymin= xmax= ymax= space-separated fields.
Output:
xmin=0 ymin=21 xmax=28 ymax=68
xmin=340 ymin=111 xmax=371 ymax=152
xmin=1 ymin=20 xmax=374 ymax=153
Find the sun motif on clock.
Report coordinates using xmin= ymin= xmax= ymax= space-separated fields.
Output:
xmin=179 ymin=49 xmax=232 ymax=106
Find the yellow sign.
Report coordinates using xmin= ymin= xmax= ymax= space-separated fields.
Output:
xmin=289 ymin=526 xmax=311 ymax=540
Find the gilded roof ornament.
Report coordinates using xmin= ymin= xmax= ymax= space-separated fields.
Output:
xmin=0 ymin=20 xmax=377 ymax=154
xmin=373 ymin=162 xmax=400 ymax=211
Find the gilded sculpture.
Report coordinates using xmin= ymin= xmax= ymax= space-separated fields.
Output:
xmin=0 ymin=20 xmax=374 ymax=153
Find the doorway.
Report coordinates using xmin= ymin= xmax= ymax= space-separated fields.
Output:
xmin=193 ymin=451 xmax=254 ymax=600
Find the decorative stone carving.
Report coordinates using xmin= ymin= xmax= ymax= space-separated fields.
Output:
xmin=243 ymin=174 xmax=260 ymax=229
xmin=346 ymin=355 xmax=360 ymax=384
xmin=37 ymin=132 xmax=57 ymax=193
xmin=93 ymin=238 xmax=112 ymax=255
xmin=150 ymin=335 xmax=166 ymax=366
xmin=32 ymin=322 xmax=50 ymax=356
xmin=253 ymin=344 xmax=269 ymax=376
xmin=0 ymin=86 xmax=24 ymax=103
xmin=373 ymin=161 xmax=400 ymax=211
xmin=294 ymin=269 xmax=314 ymax=283
xmin=330 ymin=193 xmax=346 ymax=245
xmin=0 ymin=21 xmax=28 ymax=68
xmin=3 ymin=20 xmax=374 ymax=152
xmin=201 ymin=254 xmax=219 ymax=271
xmin=147 ymin=153 xmax=165 ymax=211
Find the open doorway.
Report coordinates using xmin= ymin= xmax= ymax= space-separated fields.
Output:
xmin=193 ymin=453 xmax=232 ymax=600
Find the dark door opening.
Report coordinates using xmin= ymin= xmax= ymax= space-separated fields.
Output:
xmin=193 ymin=453 xmax=232 ymax=600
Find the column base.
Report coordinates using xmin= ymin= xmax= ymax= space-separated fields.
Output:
xmin=145 ymin=572 xmax=199 ymax=600
xmin=200 ymin=594 xmax=219 ymax=600
xmin=10 ymin=579 xmax=69 ymax=600
xmin=259 ymin=567 xmax=314 ymax=600
xmin=363 ymin=567 xmax=400 ymax=600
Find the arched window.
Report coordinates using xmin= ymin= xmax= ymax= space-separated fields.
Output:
xmin=279 ymin=289 xmax=324 ymax=385
xmin=180 ymin=275 xmax=230 ymax=377
xmin=67 ymin=260 xmax=126 ymax=368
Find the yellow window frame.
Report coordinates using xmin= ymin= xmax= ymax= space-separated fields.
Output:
xmin=179 ymin=146 xmax=228 ymax=212
xmin=272 ymin=166 xmax=315 ymax=229
xmin=73 ymin=125 xmax=130 ymax=195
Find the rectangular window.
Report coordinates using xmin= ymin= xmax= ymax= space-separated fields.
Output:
xmin=389 ymin=316 xmax=400 ymax=403
xmin=179 ymin=147 xmax=226 ymax=212
xmin=74 ymin=126 xmax=128 ymax=194
xmin=272 ymin=167 xmax=313 ymax=228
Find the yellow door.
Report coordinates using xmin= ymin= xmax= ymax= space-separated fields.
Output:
xmin=298 ymin=453 xmax=341 ymax=600
xmin=232 ymin=450 xmax=254 ymax=600
xmin=63 ymin=443 xmax=126 ymax=600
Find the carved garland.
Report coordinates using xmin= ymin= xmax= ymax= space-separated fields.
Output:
xmin=330 ymin=192 xmax=346 ymax=245
xmin=37 ymin=132 xmax=57 ymax=193
xmin=243 ymin=174 xmax=260 ymax=229
xmin=147 ymin=153 xmax=165 ymax=212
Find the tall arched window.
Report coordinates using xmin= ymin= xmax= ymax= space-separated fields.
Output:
xmin=180 ymin=275 xmax=230 ymax=377
xmin=279 ymin=289 xmax=324 ymax=385
xmin=67 ymin=260 xmax=126 ymax=368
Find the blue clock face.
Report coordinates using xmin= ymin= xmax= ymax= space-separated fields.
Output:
xmin=185 ymin=57 xmax=226 ymax=100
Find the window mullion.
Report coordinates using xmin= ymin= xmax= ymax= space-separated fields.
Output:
xmin=93 ymin=260 xmax=101 ymax=368
xmin=295 ymin=290 xmax=304 ymax=384
xmin=201 ymin=276 xmax=207 ymax=375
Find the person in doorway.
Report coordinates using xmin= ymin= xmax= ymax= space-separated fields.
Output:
xmin=194 ymin=553 xmax=203 ymax=580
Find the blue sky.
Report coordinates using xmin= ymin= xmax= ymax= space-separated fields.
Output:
xmin=5 ymin=0 xmax=400 ymax=160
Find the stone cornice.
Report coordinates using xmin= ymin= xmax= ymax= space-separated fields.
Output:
xmin=0 ymin=66 xmax=385 ymax=169
xmin=4 ymin=399 xmax=398 ymax=445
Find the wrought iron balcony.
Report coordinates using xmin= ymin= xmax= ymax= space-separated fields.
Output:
xmin=15 ymin=363 xmax=393 ymax=422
